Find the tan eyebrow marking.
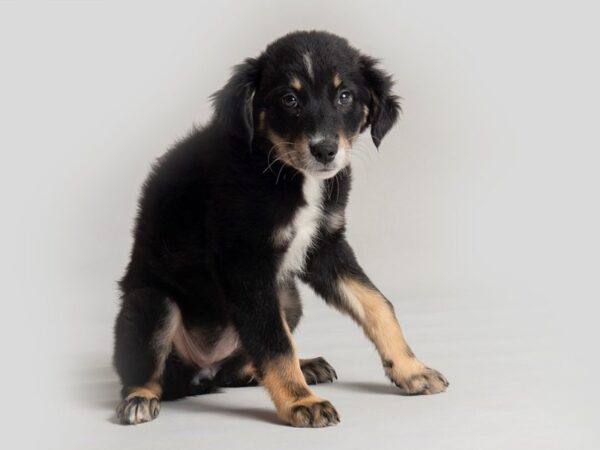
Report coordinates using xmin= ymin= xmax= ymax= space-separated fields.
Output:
xmin=333 ymin=73 xmax=342 ymax=88
xmin=258 ymin=111 xmax=266 ymax=131
xmin=290 ymin=77 xmax=302 ymax=90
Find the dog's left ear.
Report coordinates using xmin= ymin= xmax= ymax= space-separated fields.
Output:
xmin=360 ymin=55 xmax=401 ymax=148
xmin=211 ymin=57 xmax=262 ymax=148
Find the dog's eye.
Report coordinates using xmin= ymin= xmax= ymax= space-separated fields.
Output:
xmin=281 ymin=94 xmax=299 ymax=109
xmin=338 ymin=90 xmax=353 ymax=106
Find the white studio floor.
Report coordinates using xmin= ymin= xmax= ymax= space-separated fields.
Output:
xmin=58 ymin=287 xmax=597 ymax=450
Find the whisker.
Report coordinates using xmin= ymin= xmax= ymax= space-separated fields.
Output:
xmin=263 ymin=145 xmax=296 ymax=175
xmin=275 ymin=162 xmax=286 ymax=185
xmin=263 ymin=146 xmax=279 ymax=174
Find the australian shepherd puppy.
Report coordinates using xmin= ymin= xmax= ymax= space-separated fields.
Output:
xmin=114 ymin=30 xmax=448 ymax=428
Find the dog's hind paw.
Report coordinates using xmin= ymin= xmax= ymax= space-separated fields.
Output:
xmin=116 ymin=395 xmax=160 ymax=425
xmin=300 ymin=357 xmax=338 ymax=385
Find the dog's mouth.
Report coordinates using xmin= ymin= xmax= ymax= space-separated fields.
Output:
xmin=313 ymin=166 xmax=341 ymax=176
xmin=295 ymin=152 xmax=348 ymax=179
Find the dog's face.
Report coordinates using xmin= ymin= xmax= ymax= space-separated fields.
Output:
xmin=212 ymin=31 xmax=401 ymax=179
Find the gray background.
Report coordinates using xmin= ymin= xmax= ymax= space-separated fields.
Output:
xmin=1 ymin=1 xmax=598 ymax=449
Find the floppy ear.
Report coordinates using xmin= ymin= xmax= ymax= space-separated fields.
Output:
xmin=360 ymin=55 xmax=401 ymax=148
xmin=211 ymin=57 xmax=262 ymax=147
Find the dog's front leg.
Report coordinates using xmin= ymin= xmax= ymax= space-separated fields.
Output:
xmin=220 ymin=261 xmax=339 ymax=427
xmin=302 ymin=235 xmax=449 ymax=395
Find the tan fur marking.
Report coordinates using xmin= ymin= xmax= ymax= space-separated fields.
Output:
xmin=266 ymin=128 xmax=309 ymax=169
xmin=239 ymin=361 xmax=257 ymax=380
xmin=258 ymin=111 xmax=266 ymax=132
xmin=339 ymin=131 xmax=351 ymax=149
xmin=290 ymin=77 xmax=302 ymax=90
xmin=125 ymin=381 xmax=162 ymax=401
xmin=266 ymin=128 xmax=291 ymax=166
xmin=337 ymin=278 xmax=448 ymax=394
xmin=259 ymin=310 xmax=324 ymax=423
xmin=338 ymin=278 xmax=422 ymax=374
xmin=262 ymin=353 xmax=312 ymax=411
xmin=360 ymin=105 xmax=370 ymax=129
xmin=333 ymin=73 xmax=342 ymax=88
xmin=267 ymin=128 xmax=285 ymax=147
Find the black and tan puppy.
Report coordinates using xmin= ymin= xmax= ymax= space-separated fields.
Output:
xmin=114 ymin=30 xmax=448 ymax=428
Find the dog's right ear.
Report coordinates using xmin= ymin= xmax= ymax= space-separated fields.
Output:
xmin=211 ymin=57 xmax=262 ymax=148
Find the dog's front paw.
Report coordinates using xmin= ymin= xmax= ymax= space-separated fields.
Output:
xmin=387 ymin=362 xmax=449 ymax=395
xmin=116 ymin=395 xmax=160 ymax=425
xmin=283 ymin=397 xmax=340 ymax=427
xmin=300 ymin=357 xmax=337 ymax=385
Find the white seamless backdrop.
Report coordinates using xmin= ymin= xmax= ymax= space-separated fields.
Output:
xmin=1 ymin=1 xmax=598 ymax=449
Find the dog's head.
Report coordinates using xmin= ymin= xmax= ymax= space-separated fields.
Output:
xmin=212 ymin=31 xmax=400 ymax=179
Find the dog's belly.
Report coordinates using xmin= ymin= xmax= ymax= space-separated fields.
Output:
xmin=172 ymin=321 xmax=239 ymax=377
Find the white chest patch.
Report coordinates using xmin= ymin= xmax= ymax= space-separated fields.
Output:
xmin=278 ymin=176 xmax=324 ymax=279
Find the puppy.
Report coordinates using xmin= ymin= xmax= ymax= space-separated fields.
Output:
xmin=114 ymin=30 xmax=448 ymax=428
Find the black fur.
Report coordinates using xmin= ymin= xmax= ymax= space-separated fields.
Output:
xmin=113 ymin=30 xmax=402 ymax=420
xmin=359 ymin=55 xmax=401 ymax=148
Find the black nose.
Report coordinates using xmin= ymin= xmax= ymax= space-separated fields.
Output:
xmin=309 ymin=142 xmax=338 ymax=164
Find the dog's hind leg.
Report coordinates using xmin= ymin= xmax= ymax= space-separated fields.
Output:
xmin=214 ymin=354 xmax=337 ymax=387
xmin=113 ymin=288 xmax=179 ymax=425
xmin=212 ymin=353 xmax=259 ymax=387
